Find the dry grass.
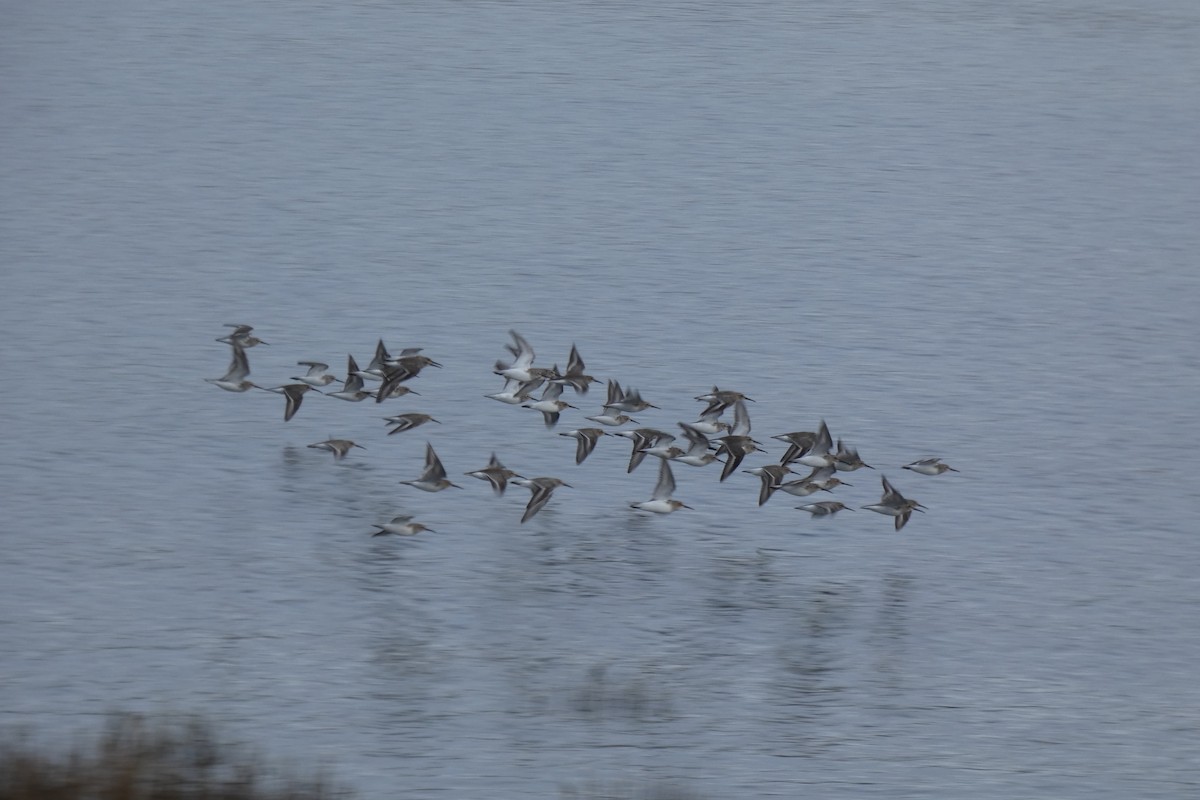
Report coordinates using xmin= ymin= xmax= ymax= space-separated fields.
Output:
xmin=0 ymin=713 xmax=353 ymax=800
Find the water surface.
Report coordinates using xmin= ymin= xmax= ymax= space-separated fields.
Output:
xmin=3 ymin=1 xmax=1199 ymax=797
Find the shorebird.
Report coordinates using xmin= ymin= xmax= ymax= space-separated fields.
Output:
xmin=743 ymin=463 xmax=793 ymax=506
xmin=206 ymin=344 xmax=257 ymax=392
xmin=862 ymin=475 xmax=926 ymax=531
xmin=464 ymin=453 xmax=522 ymax=496
xmin=686 ymin=409 xmax=730 ymax=436
xmin=260 ymin=383 xmax=319 ymax=422
xmin=290 ymin=361 xmax=336 ymax=388
xmin=796 ymin=501 xmax=853 ymax=517
xmin=486 ymin=376 xmax=544 ymax=405
xmin=695 ymin=386 xmax=753 ymax=417
xmin=370 ymin=515 xmax=435 ymax=536
xmin=713 ymin=399 xmax=765 ymax=481
xmin=772 ymin=430 xmax=818 ymax=465
xmin=327 ymin=356 xmax=374 ymax=402
xmin=376 ymin=352 xmax=440 ymax=401
xmin=549 ymin=343 xmax=599 ymax=394
xmin=399 ymin=443 xmax=462 ymax=492
xmin=833 ymin=439 xmax=872 ymax=472
xmin=774 ymin=464 xmax=851 ymax=496
xmin=585 ymin=411 xmax=638 ymax=427
xmin=215 ymin=324 xmax=268 ymax=348
xmin=306 ymin=438 xmax=366 ymax=461
xmin=494 ymin=330 xmax=555 ymax=384
xmin=670 ymin=423 xmax=720 ymax=468
xmin=512 ymin=476 xmax=571 ymax=523
xmin=792 ymin=420 xmax=836 ymax=469
xmin=385 ymin=348 xmax=441 ymax=371
xmin=613 ymin=428 xmax=675 ymax=473
xmin=523 ymin=381 xmax=577 ymax=428
xmin=630 ymin=459 xmax=691 ymax=514
xmin=602 ymin=379 xmax=657 ymax=414
xmin=903 ymin=458 xmax=959 ymax=475
xmin=355 ymin=339 xmax=392 ymax=382
xmin=559 ymin=427 xmax=608 ymax=465
xmin=384 ymin=413 xmax=440 ymax=435
xmin=771 ymin=477 xmax=830 ymax=498
xmin=375 ymin=382 xmax=420 ymax=400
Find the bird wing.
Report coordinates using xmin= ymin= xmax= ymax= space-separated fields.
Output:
xmin=423 ymin=444 xmax=448 ymax=481
xmin=222 ymin=344 xmax=250 ymax=381
xmin=651 ymin=459 xmax=676 ymax=501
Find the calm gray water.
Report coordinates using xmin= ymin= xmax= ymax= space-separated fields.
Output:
xmin=3 ymin=1 xmax=1200 ymax=797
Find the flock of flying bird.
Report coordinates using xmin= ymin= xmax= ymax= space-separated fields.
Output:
xmin=207 ymin=325 xmax=958 ymax=536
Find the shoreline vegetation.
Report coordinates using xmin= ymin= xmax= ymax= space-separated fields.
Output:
xmin=0 ymin=713 xmax=709 ymax=799
xmin=0 ymin=714 xmax=353 ymax=800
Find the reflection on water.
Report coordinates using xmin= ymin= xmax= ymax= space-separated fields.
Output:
xmin=871 ymin=573 xmax=914 ymax=693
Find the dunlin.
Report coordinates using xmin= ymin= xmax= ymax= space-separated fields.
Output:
xmin=512 ymin=476 xmax=571 ymax=523
xmin=291 ymin=360 xmax=336 ymax=388
xmin=771 ymin=465 xmax=850 ymax=497
xmin=399 ymin=443 xmax=462 ymax=492
xmin=713 ymin=400 xmax=765 ymax=481
xmin=796 ymin=501 xmax=852 ymax=517
xmin=523 ymin=381 xmax=577 ymax=428
xmin=261 ymin=383 xmax=319 ymax=422
xmin=695 ymin=386 xmax=753 ymax=417
xmin=771 ymin=477 xmax=829 ymax=498
xmin=494 ymin=330 xmax=555 ymax=384
xmin=206 ymin=344 xmax=257 ymax=392
xmin=833 ymin=439 xmax=872 ymax=472
xmin=377 ymin=353 xmax=440 ymax=401
xmin=216 ymin=324 xmax=268 ymax=348
xmin=355 ymin=339 xmax=392 ymax=382
xmin=375 ymin=382 xmax=420 ymax=401
xmin=559 ymin=427 xmax=609 ymax=465
xmin=486 ymin=376 xmax=544 ymax=405
xmin=862 ymin=475 xmax=925 ymax=531
xmin=464 ymin=452 xmax=522 ymax=495
xmin=550 ymin=344 xmax=599 ymax=394
xmin=384 ymin=413 xmax=440 ymax=435
xmin=603 ymin=379 xmax=657 ymax=414
xmin=630 ymin=459 xmax=691 ymax=514
xmin=327 ymin=356 xmax=374 ymax=402
xmin=743 ymin=463 xmax=792 ymax=506
xmin=772 ymin=430 xmax=818 ymax=465
xmin=585 ymin=411 xmax=638 ymax=427
xmin=613 ymin=428 xmax=675 ymax=473
xmin=687 ymin=409 xmax=730 ymax=436
xmin=792 ymin=420 xmax=836 ymax=469
xmin=385 ymin=348 xmax=441 ymax=371
xmin=371 ymin=515 xmax=436 ymax=536
xmin=307 ymin=438 xmax=366 ymax=461
xmin=670 ymin=423 xmax=720 ymax=467
xmin=903 ymin=458 xmax=959 ymax=475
